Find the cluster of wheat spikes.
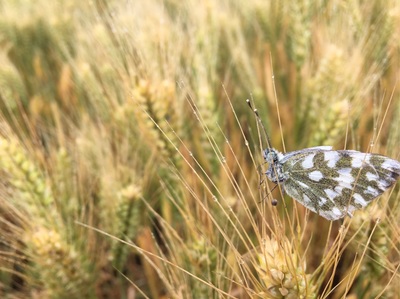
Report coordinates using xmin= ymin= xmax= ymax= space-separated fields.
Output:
xmin=0 ymin=0 xmax=399 ymax=298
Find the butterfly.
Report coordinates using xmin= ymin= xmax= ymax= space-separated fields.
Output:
xmin=247 ymin=99 xmax=400 ymax=220
xmin=263 ymin=146 xmax=400 ymax=220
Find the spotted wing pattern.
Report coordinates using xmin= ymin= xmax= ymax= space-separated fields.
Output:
xmin=266 ymin=147 xmax=400 ymax=221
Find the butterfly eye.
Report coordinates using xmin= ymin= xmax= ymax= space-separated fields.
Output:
xmin=262 ymin=150 xmax=270 ymax=162
xmin=263 ymin=149 xmax=278 ymax=164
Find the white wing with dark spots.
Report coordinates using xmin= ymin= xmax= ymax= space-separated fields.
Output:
xmin=264 ymin=147 xmax=400 ymax=221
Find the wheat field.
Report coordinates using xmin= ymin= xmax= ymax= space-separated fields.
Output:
xmin=0 ymin=1 xmax=399 ymax=298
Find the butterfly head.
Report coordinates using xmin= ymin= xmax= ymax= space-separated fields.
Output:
xmin=263 ymin=148 xmax=280 ymax=164
xmin=263 ymin=148 xmax=286 ymax=183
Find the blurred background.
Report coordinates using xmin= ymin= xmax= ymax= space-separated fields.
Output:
xmin=0 ymin=0 xmax=399 ymax=298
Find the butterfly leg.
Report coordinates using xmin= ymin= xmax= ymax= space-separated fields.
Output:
xmin=256 ymin=163 xmax=268 ymax=187
xmin=259 ymin=184 xmax=279 ymax=206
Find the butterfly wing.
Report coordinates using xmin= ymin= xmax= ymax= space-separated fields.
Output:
xmin=280 ymin=149 xmax=400 ymax=220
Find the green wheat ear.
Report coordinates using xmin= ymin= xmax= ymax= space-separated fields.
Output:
xmin=196 ymin=84 xmax=222 ymax=175
xmin=132 ymin=79 xmax=185 ymax=224
xmin=311 ymin=100 xmax=349 ymax=147
xmin=286 ymin=0 xmax=311 ymax=69
xmin=305 ymin=47 xmax=352 ymax=147
xmin=112 ymin=183 xmax=143 ymax=270
xmin=0 ymin=127 xmax=95 ymax=296
xmin=254 ymin=236 xmax=316 ymax=298
xmin=346 ymin=202 xmax=397 ymax=297
xmin=184 ymin=237 xmax=219 ymax=297
xmin=26 ymin=227 xmax=93 ymax=297
xmin=0 ymin=134 xmax=54 ymax=220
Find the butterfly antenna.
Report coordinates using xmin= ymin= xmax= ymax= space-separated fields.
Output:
xmin=246 ymin=99 xmax=272 ymax=150
xmin=247 ymin=99 xmax=279 ymax=207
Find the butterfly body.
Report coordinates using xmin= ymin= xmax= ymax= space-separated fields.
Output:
xmin=264 ymin=146 xmax=400 ymax=220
